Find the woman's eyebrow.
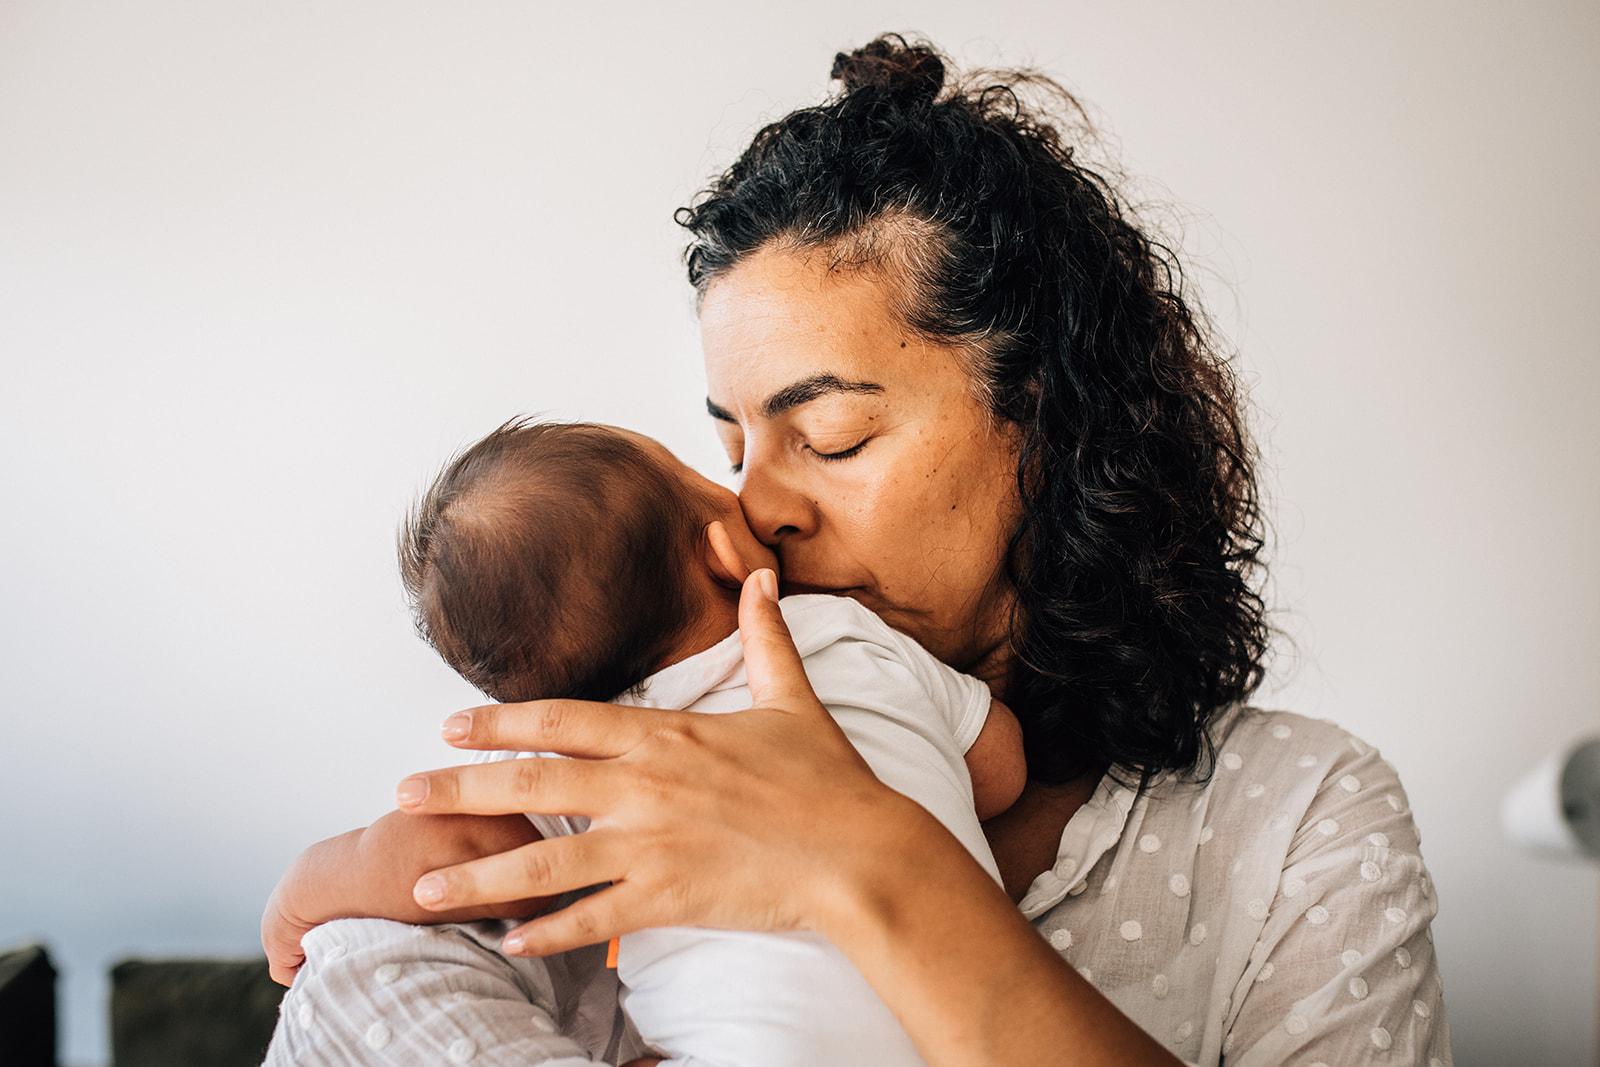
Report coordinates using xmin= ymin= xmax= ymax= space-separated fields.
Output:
xmin=705 ymin=374 xmax=885 ymax=423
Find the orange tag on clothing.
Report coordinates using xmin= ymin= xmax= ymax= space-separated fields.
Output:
xmin=606 ymin=937 xmax=620 ymax=969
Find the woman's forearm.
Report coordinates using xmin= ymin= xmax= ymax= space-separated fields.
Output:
xmin=823 ymin=792 xmax=1181 ymax=1067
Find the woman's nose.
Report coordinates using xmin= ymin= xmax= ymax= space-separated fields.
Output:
xmin=737 ymin=461 xmax=814 ymax=545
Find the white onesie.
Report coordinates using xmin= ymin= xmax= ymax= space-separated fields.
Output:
xmin=494 ymin=594 xmax=999 ymax=1067
xmin=262 ymin=594 xmax=998 ymax=1067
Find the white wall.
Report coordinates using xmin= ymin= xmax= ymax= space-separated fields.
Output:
xmin=1 ymin=3 xmax=1594 ymax=1064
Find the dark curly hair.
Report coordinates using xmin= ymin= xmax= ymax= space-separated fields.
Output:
xmin=676 ymin=34 xmax=1270 ymax=784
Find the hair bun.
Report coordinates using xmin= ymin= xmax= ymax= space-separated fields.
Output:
xmin=830 ymin=34 xmax=945 ymax=105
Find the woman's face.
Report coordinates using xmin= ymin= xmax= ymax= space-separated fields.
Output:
xmin=701 ymin=246 xmax=1024 ymax=677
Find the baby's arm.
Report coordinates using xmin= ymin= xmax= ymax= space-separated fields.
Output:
xmin=964 ymin=697 xmax=1027 ymax=821
xmin=263 ymin=811 xmax=548 ymax=985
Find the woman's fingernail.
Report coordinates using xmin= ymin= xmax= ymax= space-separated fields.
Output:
xmin=502 ymin=932 xmax=525 ymax=954
xmin=758 ymin=569 xmax=779 ymax=602
xmin=441 ymin=712 xmax=471 ymax=742
xmin=395 ymin=776 xmax=429 ymax=807
xmin=413 ymin=874 xmax=446 ymax=906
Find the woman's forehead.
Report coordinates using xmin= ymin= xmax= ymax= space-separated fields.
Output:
xmin=700 ymin=250 xmax=953 ymax=415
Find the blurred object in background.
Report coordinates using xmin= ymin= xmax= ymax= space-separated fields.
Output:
xmin=1504 ymin=736 xmax=1600 ymax=862
xmin=110 ymin=956 xmax=282 ymax=1067
xmin=0 ymin=942 xmax=57 ymax=1067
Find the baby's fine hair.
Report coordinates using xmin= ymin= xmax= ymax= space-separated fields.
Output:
xmin=399 ymin=418 xmax=716 ymax=703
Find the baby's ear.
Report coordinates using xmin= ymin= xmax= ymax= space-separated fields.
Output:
xmin=703 ymin=521 xmax=752 ymax=590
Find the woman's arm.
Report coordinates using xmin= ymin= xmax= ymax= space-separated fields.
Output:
xmin=262 ymin=811 xmax=548 ymax=985
xmin=395 ymin=570 xmax=1181 ymax=1067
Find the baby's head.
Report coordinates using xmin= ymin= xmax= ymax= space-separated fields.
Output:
xmin=399 ymin=418 xmax=775 ymax=703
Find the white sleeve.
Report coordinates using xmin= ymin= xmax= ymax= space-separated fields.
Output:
xmin=872 ymin=621 xmax=993 ymax=754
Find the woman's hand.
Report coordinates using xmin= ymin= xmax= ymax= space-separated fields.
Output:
xmin=395 ymin=569 xmax=927 ymax=956
xmin=395 ymin=569 xmax=1180 ymax=1065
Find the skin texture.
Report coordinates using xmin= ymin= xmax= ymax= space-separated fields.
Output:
xmin=394 ymin=253 xmax=1183 ymax=1064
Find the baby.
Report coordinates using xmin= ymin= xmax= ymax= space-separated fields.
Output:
xmin=262 ymin=418 xmax=1026 ymax=1067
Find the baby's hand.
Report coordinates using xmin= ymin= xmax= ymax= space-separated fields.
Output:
xmin=261 ymin=878 xmax=314 ymax=986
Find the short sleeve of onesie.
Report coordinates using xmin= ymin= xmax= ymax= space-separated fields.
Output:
xmin=779 ymin=594 xmax=993 ymax=755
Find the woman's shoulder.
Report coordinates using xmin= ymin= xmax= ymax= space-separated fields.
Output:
xmin=1030 ymin=709 xmax=1448 ymax=1063
xmin=1209 ymin=706 xmax=1380 ymax=768
xmin=1198 ymin=707 xmax=1424 ymax=851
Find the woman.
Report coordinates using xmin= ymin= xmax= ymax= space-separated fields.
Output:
xmin=306 ymin=35 xmax=1450 ymax=1066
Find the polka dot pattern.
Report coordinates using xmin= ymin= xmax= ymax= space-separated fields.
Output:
xmin=1189 ymin=923 xmax=1208 ymax=946
xmin=1152 ymin=974 xmax=1169 ymax=998
xmin=1395 ymin=947 xmax=1412 ymax=968
xmin=1370 ymin=1026 xmax=1393 ymax=1051
xmin=1306 ymin=905 xmax=1330 ymax=926
xmin=1221 ymin=752 xmax=1243 ymax=771
xmin=448 ymin=1036 xmax=478 ymax=1062
xmin=1247 ymin=898 xmax=1268 ymax=920
xmin=1297 ymin=754 xmax=1318 ymax=768
xmin=1169 ymin=874 xmax=1190 ymax=897
xmin=1360 ymin=860 xmax=1382 ymax=882
xmin=1050 ymin=928 xmax=1074 ymax=951
xmin=1316 ymin=818 xmax=1340 ymax=836
xmin=1341 ymin=949 xmax=1362 ymax=967
xmin=1340 ymin=775 xmax=1361 ymax=793
xmin=1348 ymin=976 xmax=1368 ymax=999
xmin=364 ymin=1022 xmax=391 ymax=1050
xmin=1244 ymin=783 xmax=1266 ymax=799
xmin=1271 ymin=724 xmax=1293 ymax=740
xmin=1139 ymin=834 xmax=1162 ymax=853
xmin=1284 ymin=1012 xmax=1309 ymax=1035
xmin=374 ymin=963 xmax=401 ymax=985
xmin=1255 ymin=962 xmax=1275 ymax=983
xmin=1120 ymin=920 xmax=1143 ymax=942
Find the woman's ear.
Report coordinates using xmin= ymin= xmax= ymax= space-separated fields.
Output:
xmin=703 ymin=520 xmax=753 ymax=590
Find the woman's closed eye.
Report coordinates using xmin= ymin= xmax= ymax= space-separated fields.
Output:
xmin=806 ymin=439 xmax=869 ymax=462
xmin=726 ymin=435 xmax=870 ymax=473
